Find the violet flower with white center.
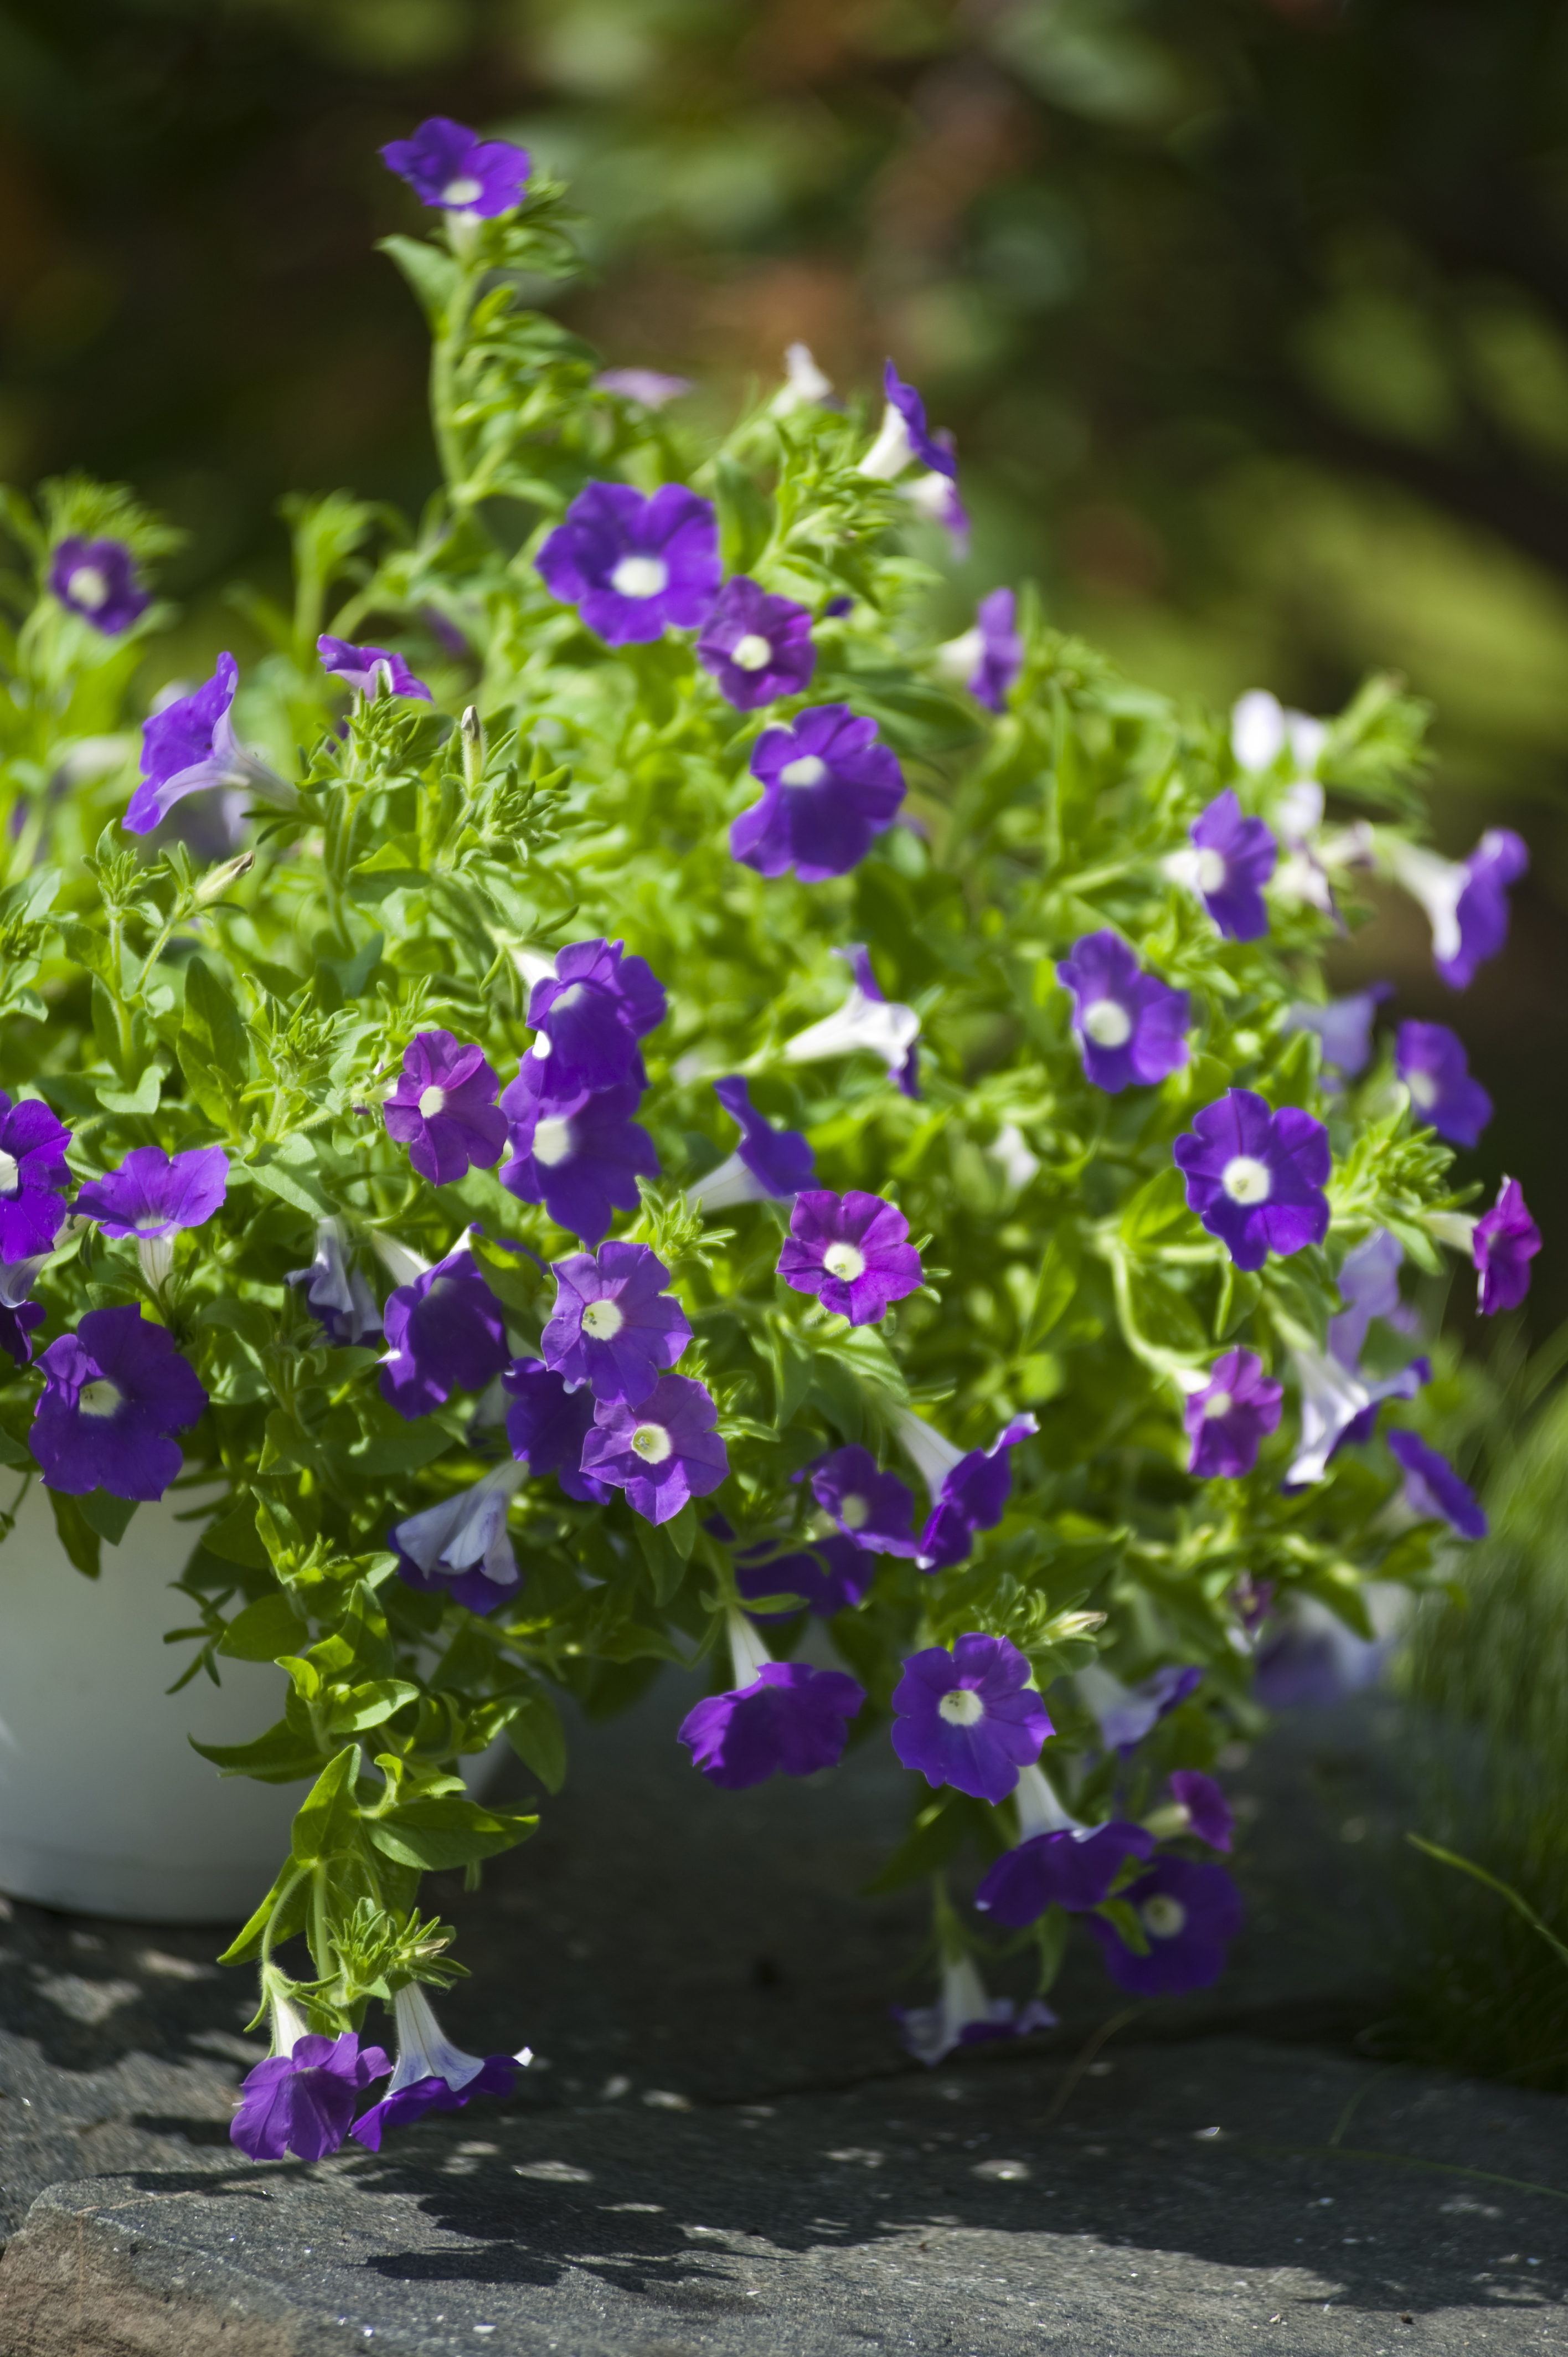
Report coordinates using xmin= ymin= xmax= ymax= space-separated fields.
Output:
xmin=688 ymin=1077 xmax=814 ymax=1211
xmin=1077 ymin=1661 xmax=1200 ymax=1754
xmin=380 ymin=116 xmax=530 ymax=218
xmin=696 ymin=577 xmax=816 ymax=711
xmin=1058 ymin=930 xmax=1190 ymax=1095
xmin=1230 ymin=689 xmax=1325 ymax=776
xmin=811 ymin=1443 xmax=920 ymax=1557
xmin=1165 ymin=1769 xmax=1235 ymax=1852
xmin=1173 ymin=1088 xmax=1331 ymax=1272
xmin=935 ymin=586 xmax=1022 ymax=713
xmin=735 ymin=1532 xmax=873 ymax=1619
xmin=902 ymin=459 xmax=970 ymax=557
xmin=48 ymin=537 xmax=149 ymax=634
xmin=1165 ymin=789 xmax=1277 ymax=941
xmin=890 ymin=1633 xmax=1052 ymax=1804
xmin=349 ymin=1985 xmax=525 ymax=2152
xmin=0 ymin=1094 xmax=73 ymax=1264
xmin=1396 ymin=1021 xmax=1492 ymax=1147
xmin=973 ymin=1763 xmax=1156 ymax=1927
xmin=1285 ymin=983 xmax=1392 ymax=1080
xmin=541 ymin=1241 xmax=691 ymax=1407
xmin=859 ymin=361 xmax=958 ymax=482
xmin=1387 ymin=829 xmax=1530 ymax=990
xmin=678 ymin=1608 xmax=865 ymax=1788
xmin=1183 ymin=1349 xmax=1283 ymax=1480
xmin=893 ymin=1952 xmax=1056 ymax=2068
xmin=536 ymin=481 xmax=720 ymax=647
xmin=580 ymin=1372 xmax=728 ymax=1524
xmin=126 ymin=653 xmax=293 ymax=836
xmin=500 ymin=1077 xmax=658 ymax=1245
xmin=503 ymin=1356 xmax=612 ymax=1505
xmin=30 ymin=1304 xmax=208 ymax=1501
xmin=392 ymin=1461 xmax=528 ymax=1614
xmin=316 ymin=635 xmax=431 ymax=702
xmin=594 ymin=367 xmax=693 ymax=408
xmin=915 ymin=1413 xmax=1038 ymax=1572
xmin=782 ymin=944 xmax=922 ymax=1096
xmin=75 ymin=1143 xmax=229 ymax=1290
xmin=231 ymin=2010 xmax=391 ymax=2164
xmin=1086 ymin=1856 xmax=1244 ymax=1996
xmin=379 ymin=1238 xmax=510 ymax=1420
xmin=777 ymin=1188 xmax=923 ymax=1326
xmin=730 ymin=703 xmax=905 ymax=883
xmin=384 ymin=1030 xmax=508 ymax=1188
xmin=517 ymin=938 xmax=666 ymax=1096
xmin=286 ymin=1217 xmax=381 ymax=1346
xmin=1474 ymin=1177 xmax=1541 ymax=1314
xmin=1388 ymin=1429 xmax=1487 ymax=1540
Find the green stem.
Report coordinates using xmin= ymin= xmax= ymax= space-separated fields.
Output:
xmin=431 ymin=267 xmax=482 ymax=501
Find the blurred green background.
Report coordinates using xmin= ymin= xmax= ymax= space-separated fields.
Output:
xmin=3 ymin=0 xmax=1567 ymax=1323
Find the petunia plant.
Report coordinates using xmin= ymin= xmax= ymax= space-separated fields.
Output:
xmin=0 ymin=122 xmax=1544 ymax=2151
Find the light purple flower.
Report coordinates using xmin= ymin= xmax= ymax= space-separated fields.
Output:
xmin=1252 ymin=1594 xmax=1387 ymax=1709
xmin=536 ymin=481 xmax=720 ymax=646
xmin=974 ymin=1764 xmax=1155 ymax=1926
xmin=1285 ymin=984 xmax=1392 ymax=1079
xmin=231 ymin=2029 xmax=391 ymax=2164
xmin=1058 ymin=930 xmax=1190 ymax=1094
xmin=782 ymin=944 xmax=921 ymax=1097
xmin=594 ymin=368 xmax=693 ymax=408
xmin=1286 ymin=1313 xmax=1430 ymax=1488
xmin=499 ymin=1077 xmax=658 ymax=1244
xmin=1168 ymin=789 xmax=1276 ymax=941
xmin=1173 ymin=1088 xmax=1331 ymax=1272
xmin=890 ymin=1633 xmax=1051 ymax=1805
xmin=811 ymin=1444 xmax=920 ymax=1557
xmin=730 ymin=704 xmax=905 ymax=883
xmin=349 ymin=1987 xmax=523 ymax=2153
xmin=393 ymin=1461 xmax=526 ymax=1614
xmin=503 ymin=1356 xmax=612 ymax=1505
xmin=75 ymin=1145 xmax=229 ymax=1239
xmin=1474 ymin=1177 xmax=1540 ymax=1315
xmin=317 ymin=636 xmax=431 ymax=702
xmin=893 ymin=1954 xmax=1056 ymax=2068
xmin=286 ymin=1218 xmax=381 ymax=1346
xmin=127 ymin=653 xmax=291 ymax=836
xmin=690 ymin=1077 xmax=814 ymax=1210
xmin=380 ymin=116 xmax=530 ymax=217
xmin=384 ymin=1031 xmax=507 ymax=1189
xmin=860 ymin=361 xmax=958 ymax=481
xmin=1184 ymin=1349 xmax=1282 ymax=1480
xmin=518 ymin=939 xmax=666 ymax=1096
xmin=937 ymin=587 xmax=1022 ymax=713
xmin=1078 ymin=1661 xmax=1200 ymax=1753
xmin=379 ymin=1240 xmax=509 ymax=1420
xmin=915 ymin=1413 xmax=1038 ymax=1572
xmin=1390 ymin=830 xmax=1529 ymax=991
xmin=0 ymin=1094 xmax=72 ymax=1264
xmin=1168 ymin=1768 xmax=1234 ymax=1852
xmin=735 ymin=1534 xmax=872 ymax=1619
xmin=30 ymin=1305 xmax=207 ymax=1501
xmin=1328 ymin=1230 xmax=1412 ymax=1367
xmin=697 ymin=577 xmax=816 ymax=711
xmin=541 ymin=1241 xmax=690 ymax=1407
xmin=49 ymin=537 xmax=149 ymax=634
xmin=1086 ymin=1856 xmax=1243 ymax=1996
xmin=1388 ymin=1428 xmax=1486 ymax=1540
xmin=679 ymin=1661 xmax=865 ymax=1789
xmin=580 ymin=1373 xmax=729 ymax=1524
xmin=777 ymin=1189 xmax=923 ymax=1326
xmin=1395 ymin=1022 xmax=1490 ymax=1147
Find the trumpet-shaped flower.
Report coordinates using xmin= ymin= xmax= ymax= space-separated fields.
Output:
xmin=688 ymin=1076 xmax=814 ymax=1211
xmin=775 ymin=341 xmax=835 ymax=411
xmin=1086 ymin=1856 xmax=1242 ymax=1996
xmin=891 ymin=1633 xmax=1051 ymax=1804
xmin=580 ymin=1373 xmax=728 ymax=1524
xmin=892 ymin=1952 xmax=1055 ymax=2067
xmin=974 ymin=1763 xmax=1156 ymax=1926
xmin=231 ymin=2027 xmax=391 ymax=2164
xmin=679 ymin=1615 xmax=865 ymax=1788
xmin=518 ymin=938 xmax=666 ymax=1097
xmin=782 ymin=945 xmax=921 ymax=1095
xmin=75 ymin=1143 xmax=230 ymax=1289
xmin=1173 ymin=1088 xmax=1330 ymax=1272
xmin=1285 ymin=984 xmax=1392 ymax=1080
xmin=735 ymin=1533 xmax=873 ymax=1619
xmin=384 ymin=1031 xmax=507 ymax=1188
xmin=126 ymin=653 xmax=292 ymax=835
xmin=914 ymin=1413 xmax=1038 ymax=1572
xmin=393 ymin=1461 xmax=527 ymax=1613
xmin=0 ymin=1094 xmax=71 ymax=1266
xmin=380 ymin=116 xmax=530 ymax=217
xmin=730 ymin=704 xmax=904 ymax=883
xmin=1184 ymin=1349 xmax=1282 ymax=1480
xmin=1388 ymin=1429 xmax=1487 ymax=1540
xmin=541 ymin=1241 xmax=690 ymax=1407
xmin=935 ymin=586 xmax=1022 ymax=713
xmin=499 ymin=1078 xmax=658 ymax=1244
xmin=317 ymin=635 xmax=430 ymax=702
xmin=1389 ymin=830 xmax=1530 ymax=992
xmin=503 ymin=1356 xmax=612 ymax=1505
xmin=859 ymin=361 xmax=957 ymax=481
xmin=1167 ymin=1768 xmax=1234 ymax=1851
xmin=49 ymin=536 xmax=149 ymax=634
xmin=902 ymin=455 xmax=969 ymax=554
xmin=349 ymin=1985 xmax=525 ymax=2150
xmin=537 ymin=481 xmax=720 ymax=646
xmin=777 ymin=1189 xmax=923 ymax=1326
xmin=810 ymin=1444 xmax=920 ymax=1556
xmin=30 ymin=1305 xmax=207 ymax=1501
xmin=1058 ymin=931 xmax=1190 ymax=1094
xmin=697 ymin=577 xmax=816 ymax=711
xmin=1078 ymin=1661 xmax=1200 ymax=1753
xmin=1396 ymin=1022 xmax=1492 ymax=1147
xmin=1474 ymin=1177 xmax=1540 ymax=1315
xmin=286 ymin=1218 xmax=381 ymax=1347
xmin=1165 ymin=789 xmax=1276 ymax=941
xmin=379 ymin=1240 xmax=509 ymax=1419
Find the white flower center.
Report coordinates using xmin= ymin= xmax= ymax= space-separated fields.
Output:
xmin=1194 ymin=848 xmax=1227 ymax=894
xmin=779 ymin=755 xmax=828 ymax=789
xmin=0 ymin=1150 xmax=18 ymax=1198
xmin=1201 ymin=1391 xmax=1233 ymax=1421
xmin=839 ymin=1493 xmax=870 ymax=1530
xmin=78 ymin=1378 xmax=123 ymax=1419
xmin=632 ymin=1421 xmax=672 ymax=1463
xmin=417 ymin=1084 xmax=447 ymax=1119
xmin=581 ymin=1298 xmax=625 ymax=1341
xmin=1142 ymin=1894 xmax=1187 ymax=1941
xmin=938 ymin=1688 xmax=986 ymax=1727
xmin=532 ymin=1116 xmax=575 ymax=1167
xmin=67 ymin=565 xmax=109 ymax=609
xmin=1221 ymin=1155 xmax=1272 ymax=1206
xmin=1406 ymin=1070 xmax=1438 ymax=1110
xmin=611 ymin=555 xmax=669 ymax=600
xmin=731 ymin=633 xmax=772 ymax=671
xmin=1082 ymin=999 xmax=1132 ymax=1049
xmin=442 ymin=176 xmax=483 ymax=206
xmin=822 ymin=1243 xmax=866 ymax=1282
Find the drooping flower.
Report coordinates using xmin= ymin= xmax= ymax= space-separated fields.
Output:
xmin=678 ymin=1612 xmax=864 ymax=1788
xmin=777 ymin=1189 xmax=923 ymax=1326
xmin=286 ymin=1218 xmax=382 ymax=1347
xmin=1284 ymin=984 xmax=1392 ymax=1080
xmin=0 ymin=1291 xmax=43 ymax=1369
xmin=499 ymin=1077 xmax=658 ymax=1244
xmin=730 ymin=704 xmax=905 ymax=883
xmin=503 ymin=1356 xmax=612 ymax=1505
xmin=782 ymin=945 xmax=921 ymax=1097
xmin=934 ymin=586 xmax=1022 ymax=714
xmin=973 ymin=1763 xmax=1156 ymax=1927
xmin=594 ymin=367 xmax=693 ymax=408
xmin=379 ymin=1239 xmax=510 ymax=1420
xmin=734 ymin=1533 xmax=873 ymax=1619
xmin=1173 ymin=1088 xmax=1331 ymax=1272
xmin=1077 ymin=1661 xmax=1200 ymax=1753
xmin=912 ymin=1413 xmax=1038 ymax=1573
xmin=1230 ymin=689 xmax=1325 ymax=777
xmin=126 ymin=653 xmax=293 ymax=836
xmin=48 ymin=537 xmax=150 ymax=634
xmin=75 ymin=1143 xmax=230 ymax=1289
xmin=231 ymin=2026 xmax=391 ymax=2164
xmin=349 ymin=1985 xmax=525 ymax=2152
xmin=541 ymin=1241 xmax=691 ymax=1407
xmin=536 ymin=481 xmax=720 ymax=647
xmin=1473 ymin=1177 xmax=1541 ymax=1315
xmin=0 ymin=1094 xmax=73 ymax=1264
xmin=1395 ymin=1022 xmax=1492 ymax=1147
xmin=517 ymin=938 xmax=666 ymax=1096
xmin=1085 ymin=1856 xmax=1243 ymax=1996
xmin=393 ymin=1461 xmax=528 ymax=1614
xmin=1388 ymin=830 xmax=1529 ymax=991
xmin=696 ymin=577 xmax=816 ymax=711
xmin=1058 ymin=930 xmax=1190 ymax=1095
xmin=1165 ymin=789 xmax=1277 ymax=942
xmin=1167 ymin=1769 xmax=1234 ymax=1852
xmin=893 ymin=1952 xmax=1056 ymax=2068
xmin=384 ymin=1031 xmax=507 ymax=1189
xmin=688 ymin=1076 xmax=814 ymax=1211
xmin=902 ymin=460 xmax=970 ymax=556
xmin=30 ymin=1305 xmax=208 ymax=1501
xmin=1387 ymin=1428 xmax=1487 ymax=1540
xmin=859 ymin=361 xmax=958 ymax=482
xmin=810 ymin=1444 xmax=920 ymax=1556
xmin=317 ymin=636 xmax=431 ymax=702
xmin=1285 ymin=1331 xmax=1428 ymax=1488
xmin=580 ymin=1373 xmax=728 ymax=1524
xmin=380 ymin=116 xmax=530 ymax=217
xmin=890 ymin=1633 xmax=1052 ymax=1805
xmin=1184 ymin=1349 xmax=1283 ymax=1480
xmin=1251 ymin=1593 xmax=1389 ymax=1711
xmin=774 ymin=341 xmax=837 ymax=412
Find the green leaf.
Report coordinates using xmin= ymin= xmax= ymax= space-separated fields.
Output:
xmin=219 ymin=1592 xmax=310 ymax=1662
xmin=365 ymin=1796 xmax=537 ymax=1873
xmin=1027 ymin=1227 xmax=1080 ymax=1346
xmin=506 ymin=1689 xmax=568 ymax=1793
xmin=1121 ymin=1165 xmax=1194 ymax=1249
xmin=48 ymin=1489 xmax=101 ymax=1578
xmin=54 ymin=917 xmax=117 ymax=991
xmin=190 ymin=1715 xmax=325 ymax=1784
xmin=714 ymin=455 xmax=773 ymax=575
xmin=635 ymin=1512 xmax=691 ymax=1605
xmin=862 ymin=1794 xmax=987 ymax=1894
xmin=215 ymin=1858 xmax=309 ymax=1967
xmin=247 ymin=1141 xmax=335 ymax=1221
xmin=376 ymin=235 xmax=461 ymax=329
xmin=1095 ymin=1896 xmax=1149 ymax=1954
xmin=77 ymin=1490 xmax=138 ymax=1548
xmin=1214 ymin=1263 xmax=1262 ymax=1341
xmin=176 ymin=1042 xmax=234 ymax=1129
xmin=203 ymin=1499 xmax=274 ymax=1571
xmin=182 ymin=956 xmax=249 ymax=1075
xmin=290 ymin=1743 xmax=363 ymax=1866
xmin=322 ymin=1677 xmax=420 ymax=1735
xmin=96 ymin=1065 xmax=163 ymax=1117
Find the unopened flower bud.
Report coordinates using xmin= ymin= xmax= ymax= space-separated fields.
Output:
xmin=193 ymin=849 xmax=255 ymax=907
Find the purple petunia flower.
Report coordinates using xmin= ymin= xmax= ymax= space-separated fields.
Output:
xmin=1286 ymin=1311 xmax=1430 ymax=1488
xmin=1086 ymin=1856 xmax=1243 ymax=1996
xmin=231 ymin=2027 xmax=391 ymax=2164
xmin=393 ymin=1461 xmax=527 ymax=1614
xmin=380 ymin=116 xmax=530 ymax=217
xmin=891 ymin=1633 xmax=1052 ymax=1805
xmin=1058 ymin=930 xmax=1190 ymax=1095
xmin=580 ymin=1373 xmax=728 ymax=1524
xmin=935 ymin=586 xmax=1022 ymax=713
xmin=349 ymin=1987 xmax=525 ymax=2153
xmin=127 ymin=653 xmax=293 ymax=836
xmin=0 ymin=1094 xmax=72 ymax=1265
xmin=1388 ymin=1428 xmax=1487 ymax=1540
xmin=1184 ymin=1349 xmax=1283 ymax=1480
xmin=30 ymin=1305 xmax=208 ymax=1501
xmin=689 ymin=1076 xmax=814 ymax=1211
xmin=679 ymin=1619 xmax=865 ymax=1788
xmin=1167 ymin=789 xmax=1277 ymax=941
xmin=75 ymin=1145 xmax=229 ymax=1239
xmin=860 ymin=361 xmax=958 ymax=482
xmin=503 ymin=1356 xmax=612 ymax=1505
xmin=1473 ymin=1177 xmax=1541 ymax=1315
xmin=783 ymin=944 xmax=921 ymax=1098
xmin=1168 ymin=1768 xmax=1234 ymax=1852
xmin=1396 ymin=1022 xmax=1492 ymax=1147
xmin=735 ymin=1533 xmax=873 ymax=1619
xmin=594 ymin=367 xmax=694 ymax=408
xmin=777 ymin=1189 xmax=923 ymax=1326
xmin=893 ymin=1954 xmax=1056 ymax=2068
xmin=1285 ymin=984 xmax=1392 ymax=1080
xmin=541 ymin=1241 xmax=690 ymax=1407
xmin=811 ymin=1444 xmax=920 ymax=1557
xmin=1251 ymin=1592 xmax=1392 ymax=1710
xmin=536 ymin=481 xmax=720 ymax=647
xmin=902 ymin=459 xmax=970 ymax=556
xmin=384 ymin=1031 xmax=508 ymax=1189
xmin=517 ymin=938 xmax=666 ymax=1097
xmin=0 ymin=1295 xmax=44 ymax=1370
xmin=974 ymin=1764 xmax=1156 ymax=1927
xmin=499 ymin=1076 xmax=658 ymax=1245
xmin=1389 ymin=830 xmax=1529 ymax=991
xmin=909 ymin=1412 xmax=1038 ymax=1573
xmin=696 ymin=577 xmax=816 ymax=711
xmin=1078 ymin=1661 xmax=1200 ymax=1754
xmin=49 ymin=537 xmax=149 ymax=634
xmin=317 ymin=635 xmax=431 ymax=702
xmin=730 ymin=704 xmax=905 ymax=883
xmin=379 ymin=1239 xmax=509 ymax=1420
xmin=1173 ymin=1089 xmax=1331 ymax=1273
xmin=286 ymin=1218 xmax=381 ymax=1347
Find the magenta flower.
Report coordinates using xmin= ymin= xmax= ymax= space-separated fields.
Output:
xmin=697 ymin=577 xmax=816 ymax=711
xmin=0 ymin=1094 xmax=71 ymax=1264
xmin=915 ymin=1413 xmax=1038 ymax=1572
xmin=777 ymin=1189 xmax=922 ymax=1326
xmin=1058 ymin=930 xmax=1190 ymax=1094
xmin=503 ymin=1356 xmax=612 ymax=1505
xmin=126 ymin=653 xmax=290 ymax=836
xmin=1391 ymin=829 xmax=1529 ymax=991
xmin=1396 ymin=1022 xmax=1491 ymax=1147
xmin=536 ymin=481 xmax=720 ymax=646
xmin=349 ymin=1988 xmax=522 ymax=2153
xmin=317 ymin=636 xmax=430 ymax=702
xmin=384 ymin=1031 xmax=507 ymax=1189
xmin=730 ymin=704 xmax=905 ymax=883
xmin=380 ymin=116 xmax=530 ymax=216
xmin=286 ymin=1218 xmax=381 ymax=1346
xmin=379 ymin=1241 xmax=509 ymax=1419
xmin=1285 ymin=984 xmax=1392 ymax=1080
xmin=890 ymin=1633 xmax=1052 ymax=1804
xmin=392 ymin=1462 xmax=525 ymax=1614
xmin=679 ymin=1661 xmax=865 ymax=1789
xmin=811 ymin=1444 xmax=920 ymax=1556
xmin=1169 ymin=1768 xmax=1234 ymax=1851
xmin=580 ymin=1373 xmax=729 ymax=1524
xmin=49 ymin=537 xmax=149 ymax=634
xmin=893 ymin=1954 xmax=1055 ymax=2068
xmin=1388 ymin=1428 xmax=1486 ymax=1540
xmin=1474 ymin=1177 xmax=1541 ymax=1315
xmin=1170 ymin=789 xmax=1276 ymax=941
xmin=518 ymin=938 xmax=666 ymax=1095
xmin=861 ymin=361 xmax=957 ymax=481
xmin=75 ymin=1145 xmax=229 ymax=1238
xmin=231 ymin=2029 xmax=391 ymax=2163
xmin=1173 ymin=1088 xmax=1331 ymax=1272
xmin=594 ymin=367 xmax=694 ymax=408
xmin=735 ymin=1534 xmax=873 ymax=1619
xmin=499 ymin=1078 xmax=657 ymax=1246
xmin=1184 ymin=1349 xmax=1283 ymax=1480
xmin=692 ymin=1077 xmax=815 ymax=1210
xmin=30 ymin=1305 xmax=207 ymax=1501
xmin=1086 ymin=1856 xmax=1243 ymax=1996
xmin=541 ymin=1241 xmax=691 ymax=1407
